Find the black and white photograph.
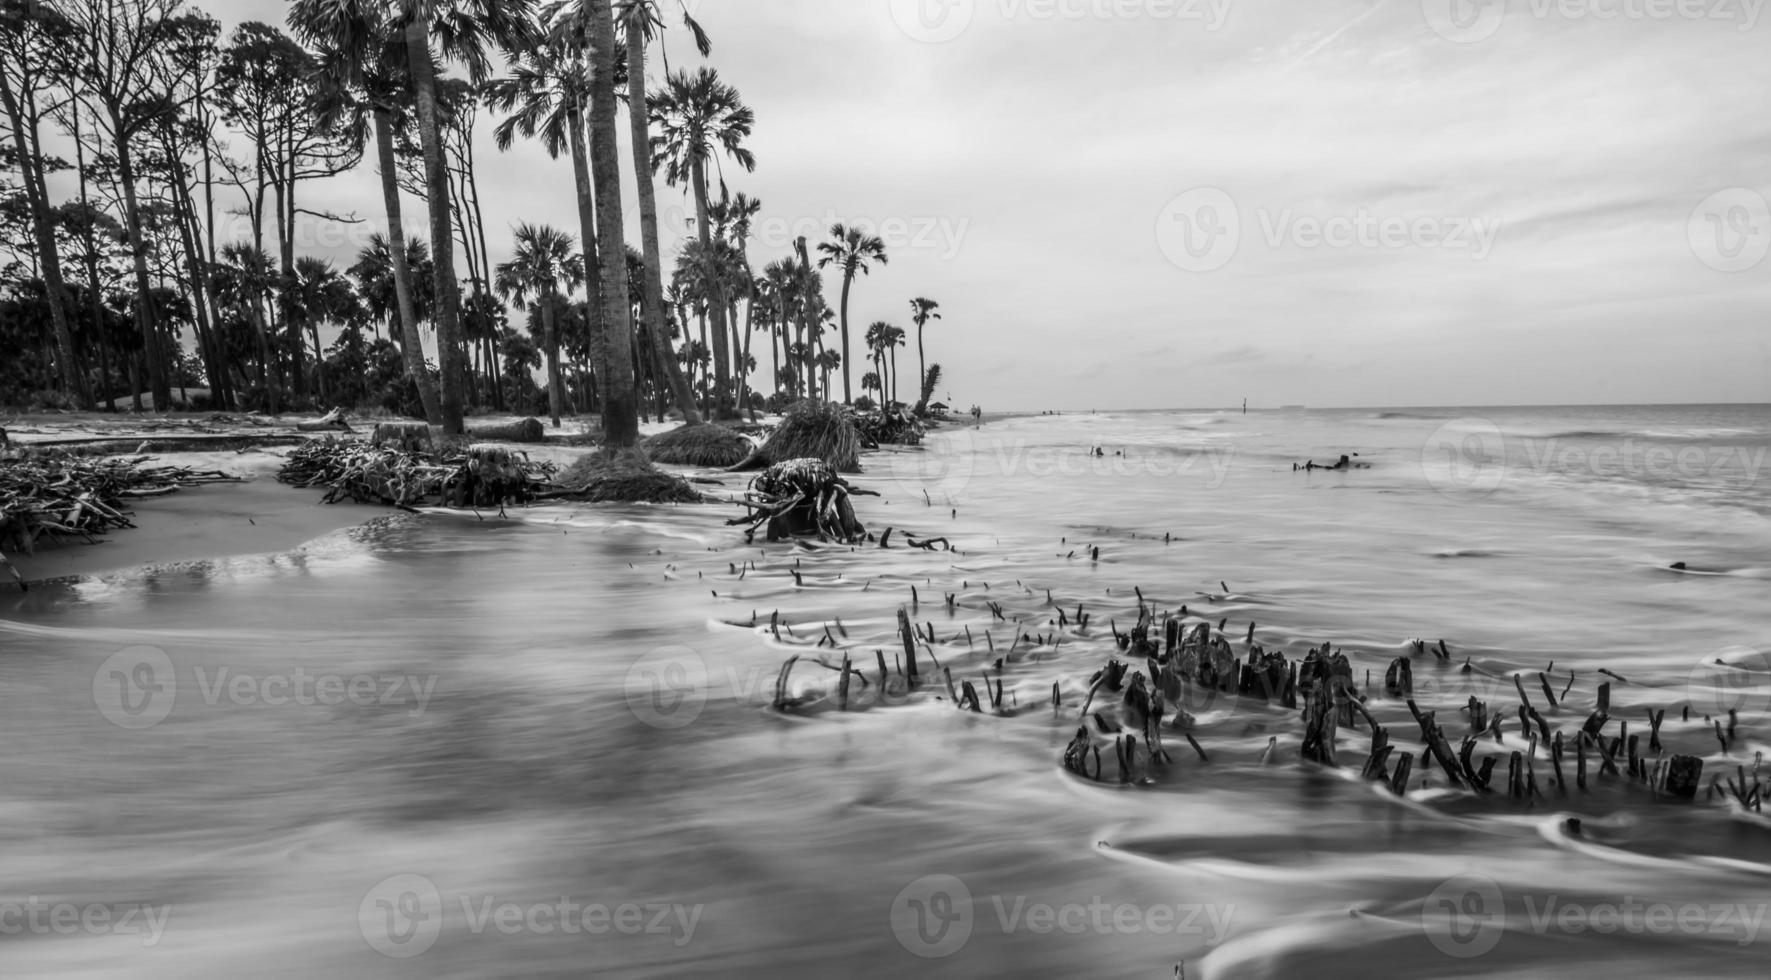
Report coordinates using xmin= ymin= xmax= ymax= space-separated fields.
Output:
xmin=1 ymin=0 xmax=1768 ymax=975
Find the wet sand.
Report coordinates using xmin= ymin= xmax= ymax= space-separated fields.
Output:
xmin=6 ymin=452 xmax=382 ymax=587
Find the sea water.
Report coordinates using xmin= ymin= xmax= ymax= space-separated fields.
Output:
xmin=1 ymin=404 xmax=1767 ymax=977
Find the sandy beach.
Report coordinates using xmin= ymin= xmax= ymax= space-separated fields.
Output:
xmin=7 ymin=452 xmax=383 ymax=585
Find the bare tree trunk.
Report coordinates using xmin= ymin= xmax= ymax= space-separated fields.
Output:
xmin=113 ymin=133 xmax=168 ymax=411
xmin=0 ymin=80 xmax=87 ymax=407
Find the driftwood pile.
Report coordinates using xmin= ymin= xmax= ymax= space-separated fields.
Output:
xmin=277 ymin=439 xmax=557 ymax=510
xmin=0 ymin=448 xmax=240 ymax=589
xmin=728 ymin=458 xmax=873 ymax=544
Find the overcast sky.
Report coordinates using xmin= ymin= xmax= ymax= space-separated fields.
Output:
xmin=208 ymin=0 xmax=1769 ymax=410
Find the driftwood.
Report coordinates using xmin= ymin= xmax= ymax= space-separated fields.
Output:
xmin=277 ymin=439 xmax=555 ymax=509
xmin=295 ymin=408 xmax=353 ymax=433
xmin=0 ymin=448 xmax=240 ymax=589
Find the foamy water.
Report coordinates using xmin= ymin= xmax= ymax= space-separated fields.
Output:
xmin=1 ymin=404 xmax=1768 ymax=977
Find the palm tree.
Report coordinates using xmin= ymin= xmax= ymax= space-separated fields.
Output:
xmin=759 ymin=261 xmax=793 ymax=399
xmin=716 ymin=190 xmax=763 ymax=417
xmin=349 ymin=233 xmax=435 ymax=344
xmin=284 ymin=257 xmax=364 ymax=405
xmin=616 ymin=0 xmax=705 ymax=426
xmin=649 ymin=66 xmax=754 ymax=419
xmin=864 ymin=320 xmax=891 ymax=410
xmin=292 ymin=0 xmax=539 ymax=433
xmin=484 ymin=22 xmax=610 ymax=406
xmin=815 ymin=348 xmax=840 ymax=404
xmin=883 ymin=323 xmax=906 ymax=406
xmin=909 ymin=297 xmax=941 ymax=415
xmin=584 ymin=0 xmax=639 ymax=447
xmin=494 ymin=223 xmax=584 ymax=428
xmin=816 ymin=224 xmax=888 ymax=405
xmin=292 ymin=0 xmax=442 ymax=426
xmin=212 ymin=243 xmax=280 ymax=413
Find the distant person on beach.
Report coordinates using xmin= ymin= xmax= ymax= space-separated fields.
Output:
xmin=971 ymin=405 xmax=981 ymax=424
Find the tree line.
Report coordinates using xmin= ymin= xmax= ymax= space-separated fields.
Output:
xmin=0 ymin=0 xmax=950 ymax=442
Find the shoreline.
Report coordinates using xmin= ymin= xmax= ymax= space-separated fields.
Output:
xmin=0 ymin=405 xmax=962 ymax=589
xmin=4 ymin=452 xmax=384 ymax=588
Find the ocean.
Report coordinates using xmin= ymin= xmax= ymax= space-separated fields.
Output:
xmin=1 ymin=403 xmax=1768 ymax=977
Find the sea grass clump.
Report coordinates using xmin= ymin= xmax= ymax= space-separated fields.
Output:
xmin=733 ymin=401 xmax=861 ymax=473
xmin=555 ymin=448 xmax=702 ymax=504
xmin=642 ymin=423 xmax=753 ymax=467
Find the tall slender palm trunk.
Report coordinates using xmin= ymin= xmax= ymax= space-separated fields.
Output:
xmin=587 ymin=0 xmax=637 ymax=448
xmin=405 ymin=18 xmax=467 ymax=433
xmin=564 ymin=100 xmax=603 ymax=416
xmin=624 ymin=21 xmax=701 ymax=426
xmin=542 ymin=296 xmax=563 ymax=427
xmin=837 ymin=273 xmax=853 ymax=404
xmin=691 ymin=159 xmax=733 ymax=418
xmin=374 ymin=107 xmax=442 ymax=425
